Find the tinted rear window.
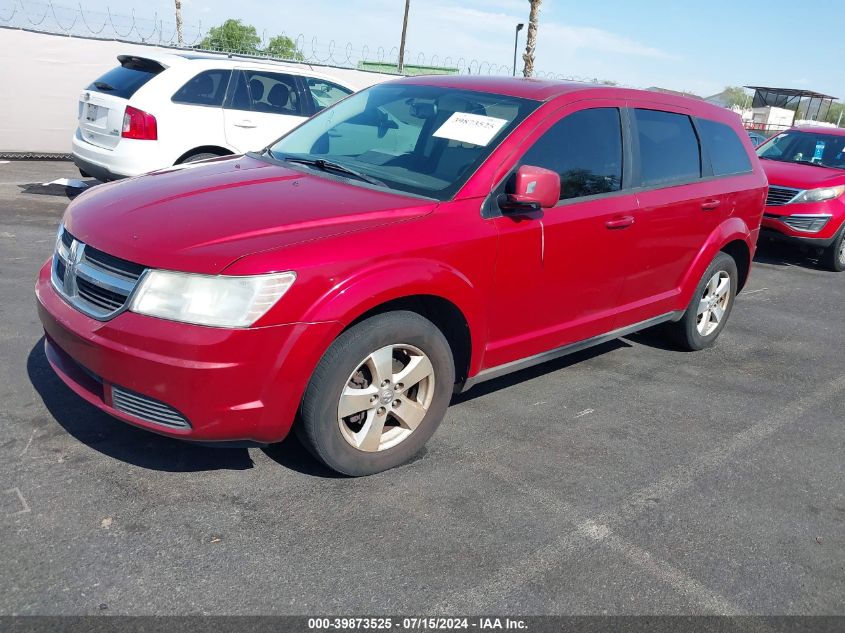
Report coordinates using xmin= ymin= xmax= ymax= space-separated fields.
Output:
xmin=634 ymin=109 xmax=701 ymax=187
xmin=172 ymin=69 xmax=231 ymax=106
xmin=87 ymin=60 xmax=163 ymax=99
xmin=697 ymin=118 xmax=752 ymax=176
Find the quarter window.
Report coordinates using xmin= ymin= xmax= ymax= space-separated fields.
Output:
xmin=518 ymin=107 xmax=623 ymax=200
xmin=697 ymin=118 xmax=752 ymax=176
xmin=634 ymin=109 xmax=701 ymax=186
xmin=172 ymin=69 xmax=231 ymax=106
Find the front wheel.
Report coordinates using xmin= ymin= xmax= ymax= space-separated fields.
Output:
xmin=820 ymin=228 xmax=845 ymax=272
xmin=667 ymin=252 xmax=738 ymax=351
xmin=298 ymin=311 xmax=455 ymax=476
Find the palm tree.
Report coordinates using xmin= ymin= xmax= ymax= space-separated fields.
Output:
xmin=175 ymin=0 xmax=184 ymax=47
xmin=522 ymin=0 xmax=541 ymax=77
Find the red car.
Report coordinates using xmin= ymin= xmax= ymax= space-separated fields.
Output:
xmin=757 ymin=126 xmax=845 ymax=271
xmin=36 ymin=76 xmax=767 ymax=475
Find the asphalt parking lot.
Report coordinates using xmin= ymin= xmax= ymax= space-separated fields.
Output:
xmin=0 ymin=159 xmax=843 ymax=616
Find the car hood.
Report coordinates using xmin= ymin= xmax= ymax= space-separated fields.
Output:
xmin=761 ymin=159 xmax=845 ymax=190
xmin=64 ymin=155 xmax=435 ymax=274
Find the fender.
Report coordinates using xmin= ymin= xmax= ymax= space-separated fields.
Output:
xmin=677 ymin=216 xmax=754 ymax=310
xmin=299 ymin=257 xmax=489 ymax=377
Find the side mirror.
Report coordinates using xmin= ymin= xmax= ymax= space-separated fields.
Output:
xmin=499 ymin=165 xmax=560 ymax=213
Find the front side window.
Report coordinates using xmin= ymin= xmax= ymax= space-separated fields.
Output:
xmin=266 ymin=84 xmax=539 ymax=199
xmin=697 ymin=118 xmax=752 ymax=176
xmin=757 ymin=130 xmax=845 ymax=170
xmin=306 ymin=78 xmax=353 ymax=112
xmin=634 ymin=109 xmax=701 ymax=186
xmin=518 ymin=107 xmax=623 ymax=200
xmin=227 ymin=71 xmax=303 ymax=116
xmin=172 ymin=69 xmax=231 ymax=106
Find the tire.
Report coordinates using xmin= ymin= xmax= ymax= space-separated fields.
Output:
xmin=667 ymin=252 xmax=739 ymax=351
xmin=820 ymin=227 xmax=845 ymax=272
xmin=180 ymin=152 xmax=220 ymax=164
xmin=298 ymin=311 xmax=455 ymax=476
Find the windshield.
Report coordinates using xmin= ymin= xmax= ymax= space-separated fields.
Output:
xmin=757 ymin=130 xmax=845 ymax=170
xmin=265 ymin=83 xmax=539 ymax=199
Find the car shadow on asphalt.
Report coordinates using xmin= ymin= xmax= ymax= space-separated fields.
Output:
xmin=753 ymin=239 xmax=826 ymax=271
xmin=19 ymin=179 xmax=100 ymax=200
xmin=27 ymin=339 xmax=256 ymax=472
xmin=453 ymin=339 xmax=634 ymax=404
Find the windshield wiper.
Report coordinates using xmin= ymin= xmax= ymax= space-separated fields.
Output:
xmin=793 ymin=159 xmax=828 ymax=168
xmin=93 ymin=81 xmax=115 ymax=91
xmin=283 ymin=157 xmax=386 ymax=187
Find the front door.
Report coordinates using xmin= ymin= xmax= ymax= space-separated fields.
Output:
xmin=223 ymin=70 xmax=308 ymax=153
xmin=484 ymin=102 xmax=638 ymax=369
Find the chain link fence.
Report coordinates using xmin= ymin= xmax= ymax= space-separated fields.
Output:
xmin=1 ymin=0 xmax=613 ymax=83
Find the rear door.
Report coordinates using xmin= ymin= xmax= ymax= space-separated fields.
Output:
xmin=223 ymin=69 xmax=308 ymax=152
xmin=616 ymin=105 xmax=724 ymax=323
xmin=77 ymin=55 xmax=164 ymax=150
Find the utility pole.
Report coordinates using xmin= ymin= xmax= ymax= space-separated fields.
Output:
xmin=513 ymin=23 xmax=524 ymax=76
xmin=398 ymin=0 xmax=410 ymax=74
xmin=175 ymin=0 xmax=184 ymax=47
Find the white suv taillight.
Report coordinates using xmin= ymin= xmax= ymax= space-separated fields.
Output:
xmin=122 ymin=106 xmax=157 ymax=140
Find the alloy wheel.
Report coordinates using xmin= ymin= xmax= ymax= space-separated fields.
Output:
xmin=696 ymin=271 xmax=731 ymax=336
xmin=337 ymin=344 xmax=435 ymax=452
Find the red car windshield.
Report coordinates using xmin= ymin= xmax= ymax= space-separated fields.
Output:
xmin=264 ymin=84 xmax=539 ymax=200
xmin=757 ymin=130 xmax=845 ymax=170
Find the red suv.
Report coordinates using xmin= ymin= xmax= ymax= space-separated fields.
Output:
xmin=36 ymin=76 xmax=767 ymax=475
xmin=757 ymin=126 xmax=845 ymax=271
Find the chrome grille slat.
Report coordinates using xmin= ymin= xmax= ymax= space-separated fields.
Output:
xmin=51 ymin=227 xmax=146 ymax=320
xmin=112 ymin=386 xmax=191 ymax=429
xmin=766 ymin=185 xmax=801 ymax=206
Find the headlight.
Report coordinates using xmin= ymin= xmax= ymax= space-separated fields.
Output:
xmin=791 ymin=185 xmax=845 ymax=203
xmin=129 ymin=270 xmax=296 ymax=327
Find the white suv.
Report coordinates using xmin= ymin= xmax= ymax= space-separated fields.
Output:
xmin=72 ymin=52 xmax=381 ymax=181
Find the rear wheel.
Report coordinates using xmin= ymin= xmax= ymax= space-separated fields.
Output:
xmin=180 ymin=152 xmax=221 ymax=164
xmin=298 ymin=311 xmax=455 ymax=476
xmin=667 ymin=252 xmax=738 ymax=351
xmin=820 ymin=228 xmax=845 ymax=272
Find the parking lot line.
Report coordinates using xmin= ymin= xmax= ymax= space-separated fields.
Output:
xmin=609 ymin=373 xmax=845 ymax=527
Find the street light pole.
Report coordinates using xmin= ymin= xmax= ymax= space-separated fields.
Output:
xmin=398 ymin=0 xmax=411 ymax=74
xmin=513 ymin=23 xmax=524 ymax=77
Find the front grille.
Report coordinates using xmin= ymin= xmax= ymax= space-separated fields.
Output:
xmin=112 ymin=386 xmax=191 ymax=429
xmin=51 ymin=227 xmax=146 ymax=320
xmin=766 ymin=185 xmax=801 ymax=206
xmin=781 ymin=215 xmax=831 ymax=233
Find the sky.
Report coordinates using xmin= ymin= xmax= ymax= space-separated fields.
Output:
xmin=43 ymin=0 xmax=845 ymax=99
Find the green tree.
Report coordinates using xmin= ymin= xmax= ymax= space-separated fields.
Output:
xmin=199 ymin=19 xmax=261 ymax=54
xmin=824 ymin=101 xmax=845 ymax=127
xmin=721 ymin=86 xmax=751 ymax=109
xmin=264 ymin=35 xmax=304 ymax=61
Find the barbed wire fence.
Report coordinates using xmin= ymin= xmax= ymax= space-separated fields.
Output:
xmin=0 ymin=0 xmax=618 ymax=84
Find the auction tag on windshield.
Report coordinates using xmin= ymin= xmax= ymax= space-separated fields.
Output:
xmin=433 ymin=112 xmax=508 ymax=146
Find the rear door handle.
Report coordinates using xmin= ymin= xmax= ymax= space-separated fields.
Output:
xmin=234 ymin=120 xmax=257 ymax=128
xmin=605 ymin=215 xmax=635 ymax=229
xmin=701 ymin=199 xmax=721 ymax=211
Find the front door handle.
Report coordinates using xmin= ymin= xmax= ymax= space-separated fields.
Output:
xmin=605 ymin=215 xmax=635 ymax=229
xmin=701 ymin=199 xmax=721 ymax=211
xmin=234 ymin=120 xmax=257 ymax=128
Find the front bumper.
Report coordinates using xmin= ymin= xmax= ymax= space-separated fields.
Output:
xmin=761 ymin=197 xmax=844 ymax=246
xmin=36 ymin=259 xmax=339 ymax=443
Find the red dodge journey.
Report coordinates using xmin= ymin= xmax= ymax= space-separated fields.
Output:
xmin=36 ymin=76 xmax=767 ymax=475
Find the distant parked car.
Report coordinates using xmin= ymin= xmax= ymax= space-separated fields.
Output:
xmin=72 ymin=53 xmax=374 ymax=181
xmin=757 ymin=126 xmax=845 ymax=271
xmin=747 ymin=131 xmax=767 ymax=147
xmin=39 ymin=76 xmax=766 ymax=475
